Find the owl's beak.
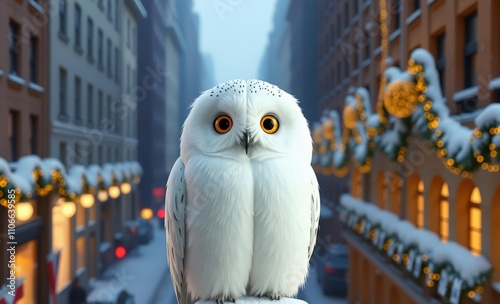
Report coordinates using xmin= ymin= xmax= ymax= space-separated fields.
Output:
xmin=241 ymin=131 xmax=250 ymax=154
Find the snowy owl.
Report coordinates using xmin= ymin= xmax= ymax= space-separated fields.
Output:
xmin=165 ymin=79 xmax=320 ymax=304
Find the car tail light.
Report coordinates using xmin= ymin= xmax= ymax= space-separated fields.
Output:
xmin=324 ymin=265 xmax=336 ymax=274
xmin=115 ymin=246 xmax=127 ymax=259
xmin=157 ymin=209 xmax=165 ymax=219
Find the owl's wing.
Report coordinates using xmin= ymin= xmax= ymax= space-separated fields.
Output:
xmin=308 ymin=170 xmax=321 ymax=260
xmin=165 ymin=157 xmax=189 ymax=304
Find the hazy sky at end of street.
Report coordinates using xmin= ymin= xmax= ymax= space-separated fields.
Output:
xmin=193 ymin=0 xmax=279 ymax=87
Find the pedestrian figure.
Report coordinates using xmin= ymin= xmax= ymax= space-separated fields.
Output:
xmin=69 ymin=277 xmax=87 ymax=304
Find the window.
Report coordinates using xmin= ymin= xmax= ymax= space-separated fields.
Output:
xmin=87 ymin=18 xmax=94 ymax=59
xmin=74 ymin=4 xmax=82 ymax=48
xmin=107 ymin=39 xmax=112 ymax=77
xmin=344 ymin=3 xmax=349 ymax=29
xmin=59 ymin=142 xmax=67 ymax=165
xmin=439 ymin=183 xmax=449 ymax=241
xmin=59 ymin=0 xmax=67 ymax=35
xmin=107 ymin=95 xmax=113 ymax=131
xmin=464 ymin=11 xmax=477 ymax=88
xmin=107 ymin=0 xmax=112 ymax=20
xmin=9 ymin=22 xmax=20 ymax=75
xmin=98 ymin=29 xmax=103 ymax=68
xmin=114 ymin=47 xmax=119 ymax=82
xmin=76 ymin=237 xmax=86 ymax=271
xmin=98 ymin=146 xmax=103 ymax=165
xmin=133 ymin=26 xmax=137 ymax=54
xmin=30 ymin=116 xmax=38 ymax=155
xmin=364 ymin=30 xmax=371 ymax=61
xmin=87 ymin=84 xmax=94 ymax=124
xmin=8 ymin=111 xmax=19 ymax=161
xmin=416 ymin=180 xmax=424 ymax=228
xmin=469 ymin=187 xmax=482 ymax=255
xmin=114 ymin=0 xmax=120 ymax=30
xmin=98 ymin=90 xmax=103 ymax=124
xmin=393 ymin=0 xmax=401 ymax=31
xmin=127 ymin=64 xmax=131 ymax=94
xmin=29 ymin=37 xmax=37 ymax=83
xmin=75 ymin=77 xmax=82 ymax=122
xmin=16 ymin=240 xmax=38 ymax=304
xmin=52 ymin=205 xmax=71 ymax=292
xmin=59 ymin=68 xmax=68 ymax=116
xmin=413 ymin=0 xmax=420 ymax=12
xmin=127 ymin=19 xmax=131 ymax=48
xmin=436 ymin=33 xmax=446 ymax=93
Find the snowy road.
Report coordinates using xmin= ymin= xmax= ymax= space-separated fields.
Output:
xmin=297 ymin=268 xmax=347 ymax=304
xmin=151 ymin=271 xmax=177 ymax=304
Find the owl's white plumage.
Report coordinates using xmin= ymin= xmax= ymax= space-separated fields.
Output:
xmin=165 ymin=79 xmax=320 ymax=304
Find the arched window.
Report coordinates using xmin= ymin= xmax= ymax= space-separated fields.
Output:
xmin=376 ymin=171 xmax=387 ymax=209
xmin=492 ymin=187 xmax=500 ymax=281
xmin=406 ymin=174 xmax=423 ymax=227
xmin=469 ymin=187 xmax=482 ymax=255
xmin=439 ymin=183 xmax=449 ymax=242
xmin=352 ymin=169 xmax=362 ymax=199
xmin=416 ymin=180 xmax=424 ymax=228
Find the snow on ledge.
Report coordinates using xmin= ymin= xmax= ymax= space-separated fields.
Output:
xmin=197 ymin=297 xmax=307 ymax=304
xmin=340 ymin=194 xmax=491 ymax=286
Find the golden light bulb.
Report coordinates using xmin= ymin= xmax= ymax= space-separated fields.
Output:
xmin=120 ymin=182 xmax=132 ymax=195
xmin=62 ymin=201 xmax=76 ymax=218
xmin=80 ymin=193 xmax=95 ymax=209
xmin=16 ymin=201 xmax=34 ymax=222
xmin=108 ymin=185 xmax=121 ymax=199
xmin=98 ymin=190 xmax=108 ymax=202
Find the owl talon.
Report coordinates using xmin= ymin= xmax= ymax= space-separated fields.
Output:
xmin=215 ymin=296 xmax=236 ymax=303
xmin=265 ymin=292 xmax=281 ymax=301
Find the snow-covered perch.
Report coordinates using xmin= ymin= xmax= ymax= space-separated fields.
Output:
xmin=197 ymin=297 xmax=307 ymax=304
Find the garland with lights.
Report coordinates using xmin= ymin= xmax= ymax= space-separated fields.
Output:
xmin=0 ymin=155 xmax=142 ymax=220
xmin=312 ymin=48 xmax=500 ymax=177
xmin=340 ymin=195 xmax=492 ymax=304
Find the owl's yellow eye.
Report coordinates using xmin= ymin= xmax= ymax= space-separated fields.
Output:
xmin=214 ymin=115 xmax=233 ymax=134
xmin=260 ymin=115 xmax=279 ymax=134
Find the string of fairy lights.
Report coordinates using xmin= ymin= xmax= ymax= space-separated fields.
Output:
xmin=312 ymin=0 xmax=500 ymax=178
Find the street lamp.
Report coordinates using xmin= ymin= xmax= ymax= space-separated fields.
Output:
xmin=16 ymin=200 xmax=33 ymax=222
xmin=120 ymin=182 xmax=131 ymax=195
xmin=80 ymin=193 xmax=95 ymax=208
xmin=108 ymin=185 xmax=120 ymax=199
xmin=98 ymin=189 xmax=108 ymax=202
xmin=59 ymin=198 xmax=76 ymax=218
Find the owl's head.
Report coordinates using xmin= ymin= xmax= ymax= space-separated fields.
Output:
xmin=180 ymin=79 xmax=312 ymax=162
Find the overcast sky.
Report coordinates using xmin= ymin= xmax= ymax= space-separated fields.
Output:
xmin=193 ymin=0 xmax=279 ymax=86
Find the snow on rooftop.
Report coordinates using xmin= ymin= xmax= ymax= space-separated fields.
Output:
xmin=9 ymin=173 xmax=33 ymax=195
xmin=475 ymin=103 xmax=500 ymax=128
xmin=41 ymin=158 xmax=66 ymax=181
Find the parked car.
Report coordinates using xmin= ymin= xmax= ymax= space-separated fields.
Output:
xmin=86 ymin=280 xmax=135 ymax=304
xmin=319 ymin=243 xmax=348 ymax=297
xmin=137 ymin=218 xmax=154 ymax=244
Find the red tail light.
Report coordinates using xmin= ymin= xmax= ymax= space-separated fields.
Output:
xmin=157 ymin=209 xmax=165 ymax=219
xmin=115 ymin=246 xmax=127 ymax=259
xmin=324 ymin=265 xmax=336 ymax=274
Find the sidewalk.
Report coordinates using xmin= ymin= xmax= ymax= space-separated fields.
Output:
xmin=93 ymin=223 xmax=171 ymax=304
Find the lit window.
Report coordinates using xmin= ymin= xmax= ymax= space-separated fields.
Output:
xmin=352 ymin=170 xmax=362 ymax=199
xmin=469 ymin=187 xmax=482 ymax=255
xmin=52 ymin=205 xmax=71 ymax=291
xmin=76 ymin=237 xmax=86 ymax=271
xmin=377 ymin=172 xmax=387 ymax=209
xmin=16 ymin=241 xmax=37 ymax=304
xmin=416 ymin=180 xmax=424 ymax=228
xmin=440 ymin=183 xmax=449 ymax=241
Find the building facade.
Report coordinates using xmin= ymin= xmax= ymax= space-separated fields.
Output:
xmin=315 ymin=0 xmax=500 ymax=303
xmin=137 ymin=0 xmax=169 ymax=208
xmin=0 ymin=0 xmax=49 ymax=162
xmin=0 ymin=1 xmax=49 ymax=304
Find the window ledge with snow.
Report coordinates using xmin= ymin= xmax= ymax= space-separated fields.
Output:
xmin=489 ymin=77 xmax=500 ymax=91
xmin=29 ymin=0 xmax=45 ymax=14
xmin=197 ymin=297 xmax=306 ymax=304
xmin=406 ymin=9 xmax=422 ymax=26
xmin=340 ymin=194 xmax=492 ymax=303
xmin=453 ymin=86 xmax=478 ymax=102
xmin=8 ymin=73 xmax=26 ymax=86
xmin=28 ymin=82 xmax=45 ymax=93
